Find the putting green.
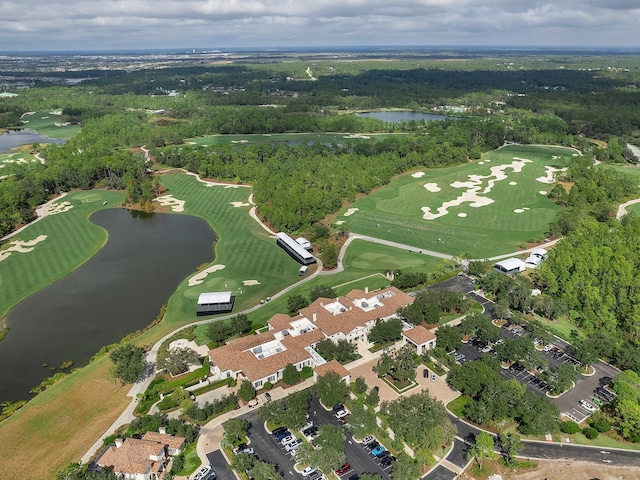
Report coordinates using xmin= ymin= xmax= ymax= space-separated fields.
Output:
xmin=339 ymin=145 xmax=576 ymax=258
xmin=0 ymin=190 xmax=126 ymax=319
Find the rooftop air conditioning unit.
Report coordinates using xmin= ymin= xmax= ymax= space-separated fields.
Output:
xmin=257 ymin=354 xmax=264 ymax=359
xmin=361 ymin=301 xmax=369 ymax=308
xmin=281 ymin=330 xmax=290 ymax=336
xmin=253 ymin=346 xmax=262 ymax=354
xmin=340 ymin=308 xmax=346 ymax=313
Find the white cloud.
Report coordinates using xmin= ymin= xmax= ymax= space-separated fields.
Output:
xmin=0 ymin=0 xmax=638 ymax=50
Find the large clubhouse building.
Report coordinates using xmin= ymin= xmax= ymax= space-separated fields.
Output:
xmin=209 ymin=286 xmax=416 ymax=389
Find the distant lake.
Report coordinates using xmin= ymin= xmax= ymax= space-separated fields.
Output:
xmin=0 ymin=209 xmax=215 ymax=403
xmin=0 ymin=129 xmax=65 ymax=153
xmin=357 ymin=111 xmax=449 ymax=123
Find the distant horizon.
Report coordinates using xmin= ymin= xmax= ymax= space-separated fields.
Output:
xmin=2 ymin=45 xmax=640 ymax=55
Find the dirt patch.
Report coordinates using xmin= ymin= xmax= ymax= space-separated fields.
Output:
xmin=500 ymin=459 xmax=637 ymax=480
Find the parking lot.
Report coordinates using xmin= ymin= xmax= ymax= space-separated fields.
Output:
xmin=451 ymin=319 xmax=620 ymax=425
xmin=237 ymin=394 xmax=393 ymax=480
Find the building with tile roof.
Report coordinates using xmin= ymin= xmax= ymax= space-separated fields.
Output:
xmin=208 ymin=286 xmax=413 ymax=389
xmin=402 ymin=325 xmax=437 ymax=354
xmin=97 ymin=430 xmax=185 ymax=480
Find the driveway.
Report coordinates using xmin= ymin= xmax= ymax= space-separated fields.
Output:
xmin=206 ymin=450 xmax=236 ymax=480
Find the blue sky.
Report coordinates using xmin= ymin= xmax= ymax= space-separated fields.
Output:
xmin=1 ymin=0 xmax=639 ymax=51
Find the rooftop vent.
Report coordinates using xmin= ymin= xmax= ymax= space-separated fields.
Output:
xmin=281 ymin=330 xmax=290 ymax=336
xmin=257 ymin=354 xmax=264 ymax=359
xmin=361 ymin=301 xmax=369 ymax=308
xmin=340 ymin=308 xmax=346 ymax=313
xmin=253 ymin=346 xmax=262 ymax=354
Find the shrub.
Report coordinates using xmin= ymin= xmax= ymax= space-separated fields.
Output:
xmin=560 ymin=421 xmax=581 ymax=434
xmin=263 ymin=382 xmax=273 ymax=390
xmin=582 ymin=427 xmax=599 ymax=439
xmin=300 ymin=366 xmax=313 ymax=379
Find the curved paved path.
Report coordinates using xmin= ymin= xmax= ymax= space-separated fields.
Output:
xmin=616 ymin=198 xmax=640 ymax=219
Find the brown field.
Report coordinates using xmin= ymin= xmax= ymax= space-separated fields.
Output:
xmin=0 ymin=357 xmax=130 ymax=480
xmin=506 ymin=459 xmax=637 ymax=480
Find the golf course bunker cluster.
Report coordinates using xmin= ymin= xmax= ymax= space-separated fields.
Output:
xmin=421 ymin=157 xmax=532 ymax=220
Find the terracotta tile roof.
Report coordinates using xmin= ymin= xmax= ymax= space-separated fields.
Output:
xmin=142 ymin=431 xmax=185 ymax=451
xmin=403 ymin=325 xmax=436 ymax=345
xmin=269 ymin=313 xmax=295 ymax=331
xmin=98 ymin=438 xmax=164 ymax=475
xmin=209 ymin=329 xmax=323 ymax=382
xmin=314 ymin=359 xmax=350 ymax=379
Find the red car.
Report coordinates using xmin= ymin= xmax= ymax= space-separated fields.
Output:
xmin=335 ymin=464 xmax=351 ymax=476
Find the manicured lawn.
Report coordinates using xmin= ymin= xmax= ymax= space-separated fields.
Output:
xmin=156 ymin=173 xmax=301 ymax=323
xmin=184 ymin=132 xmax=396 ymax=146
xmin=0 ymin=190 xmax=126 ymax=318
xmin=18 ymin=110 xmax=81 ymax=139
xmin=339 ymin=145 xmax=576 ymax=258
xmin=447 ymin=395 xmax=472 ymax=418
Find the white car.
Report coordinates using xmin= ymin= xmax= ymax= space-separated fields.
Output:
xmin=193 ymin=465 xmax=215 ymax=480
xmin=299 ymin=420 xmax=314 ymax=431
xmin=301 ymin=467 xmax=317 ymax=477
xmin=543 ymin=344 xmax=554 ymax=352
xmin=280 ymin=435 xmax=294 ymax=445
xmin=285 ymin=439 xmax=302 ymax=452
xmin=361 ymin=435 xmax=376 ymax=445
xmin=335 ymin=409 xmax=348 ymax=419
xmin=580 ymin=400 xmax=598 ymax=412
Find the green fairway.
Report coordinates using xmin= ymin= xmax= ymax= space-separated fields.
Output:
xmin=239 ymin=238 xmax=448 ymax=329
xmin=157 ymin=173 xmax=302 ymax=323
xmin=0 ymin=190 xmax=126 ymax=319
xmin=339 ymin=145 xmax=575 ymax=258
xmin=184 ymin=132 xmax=397 ymax=147
xmin=19 ymin=111 xmax=81 ymax=139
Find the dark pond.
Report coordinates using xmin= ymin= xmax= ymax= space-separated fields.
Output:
xmin=0 ymin=208 xmax=215 ymax=403
xmin=0 ymin=129 xmax=65 ymax=153
xmin=356 ymin=111 xmax=449 ymax=122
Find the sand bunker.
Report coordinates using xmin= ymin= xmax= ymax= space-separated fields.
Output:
xmin=3 ymin=157 xmax=29 ymax=165
xmin=344 ymin=208 xmax=359 ymax=217
xmin=231 ymin=139 xmax=249 ymax=143
xmin=224 ymin=185 xmax=240 ymax=189
xmin=188 ymin=264 xmax=226 ymax=286
xmin=335 ymin=220 xmax=345 ymax=225
xmin=230 ymin=201 xmax=250 ymax=207
xmin=536 ymin=166 xmax=568 ymax=184
xmin=539 ymin=190 xmax=548 ymax=195
xmin=243 ymin=280 xmax=260 ymax=286
xmin=457 ymin=213 xmax=467 ymax=218
xmin=513 ymin=208 xmax=530 ymax=214
xmin=422 ymin=158 xmax=531 ymax=220
xmin=423 ymin=183 xmax=441 ymax=192
xmin=45 ymin=201 xmax=73 ymax=215
xmin=478 ymin=161 xmax=485 ymax=165
xmin=154 ymin=194 xmax=185 ymax=212
xmin=0 ymin=234 xmax=47 ymax=262
xmin=509 ymin=182 xmax=517 ymax=185
xmin=411 ymin=172 xmax=426 ymax=178
xmin=343 ymin=134 xmax=371 ymax=139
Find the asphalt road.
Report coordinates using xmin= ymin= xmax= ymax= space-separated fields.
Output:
xmin=206 ymin=450 xmax=236 ymax=480
xmin=424 ymin=465 xmax=457 ymax=480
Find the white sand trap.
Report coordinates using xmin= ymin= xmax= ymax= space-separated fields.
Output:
xmin=187 ymin=141 xmax=197 ymax=145
xmin=49 ymin=110 xmax=62 ymax=115
xmin=343 ymin=134 xmax=371 ymax=139
xmin=514 ymin=209 xmax=525 ymax=214
xmin=154 ymin=194 xmax=185 ymax=212
xmin=230 ymin=201 xmax=250 ymax=207
xmin=55 ymin=122 xmax=71 ymax=127
xmin=539 ymin=190 xmax=548 ymax=195
xmin=3 ymin=157 xmax=29 ymax=164
xmin=335 ymin=220 xmax=345 ymax=225
xmin=0 ymin=164 xmax=5 ymax=168
xmin=231 ymin=140 xmax=249 ymax=143
xmin=0 ymin=234 xmax=47 ymax=262
xmin=224 ymin=185 xmax=240 ymax=188
xmin=478 ymin=161 xmax=485 ymax=165
xmin=243 ymin=280 xmax=260 ymax=286
xmin=572 ymin=153 xmax=578 ymax=157
xmin=411 ymin=172 xmax=425 ymax=178
xmin=423 ymin=158 xmax=531 ymax=220
xmin=552 ymin=155 xmax=560 ymax=160
xmin=457 ymin=213 xmax=467 ymax=217
xmin=485 ymin=159 xmax=491 ymax=162
xmin=41 ymin=116 xmax=49 ymax=119
xmin=536 ymin=166 xmax=568 ymax=184
xmin=423 ymin=183 xmax=441 ymax=192
xmin=344 ymin=208 xmax=359 ymax=217
xmin=188 ymin=264 xmax=226 ymax=286
xmin=0 ymin=175 xmax=8 ymax=180
xmin=46 ymin=201 xmax=73 ymax=215
xmin=509 ymin=182 xmax=517 ymax=185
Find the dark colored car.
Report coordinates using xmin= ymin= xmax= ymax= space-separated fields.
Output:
xmin=274 ymin=430 xmax=291 ymax=441
xmin=423 ymin=368 xmax=429 ymax=378
xmin=272 ymin=426 xmax=287 ymax=436
xmin=335 ymin=463 xmax=351 ymax=476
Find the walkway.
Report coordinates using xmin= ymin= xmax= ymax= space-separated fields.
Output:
xmin=616 ymin=197 xmax=640 ymax=219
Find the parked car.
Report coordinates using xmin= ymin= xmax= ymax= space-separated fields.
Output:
xmin=280 ymin=435 xmax=294 ymax=445
xmin=275 ymin=430 xmax=291 ymax=441
xmin=371 ymin=445 xmax=386 ymax=457
xmin=235 ymin=444 xmax=254 ymax=455
xmin=431 ymin=373 xmax=437 ymax=382
xmin=423 ymin=368 xmax=429 ymax=378
xmin=335 ymin=409 xmax=348 ymax=419
xmin=333 ymin=404 xmax=345 ymax=412
xmin=335 ymin=463 xmax=351 ymax=476
xmin=366 ymin=441 xmax=379 ymax=452
xmin=285 ymin=439 xmax=302 ymax=452
xmin=299 ymin=420 xmax=314 ymax=431
xmin=361 ymin=435 xmax=376 ymax=445
xmin=301 ymin=467 xmax=316 ymax=477
xmin=193 ymin=465 xmax=215 ymax=480
xmin=272 ymin=426 xmax=287 ymax=437
xmin=264 ymin=392 xmax=272 ymax=402
xmin=543 ymin=344 xmax=554 ymax=352
xmin=580 ymin=399 xmax=598 ymax=412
